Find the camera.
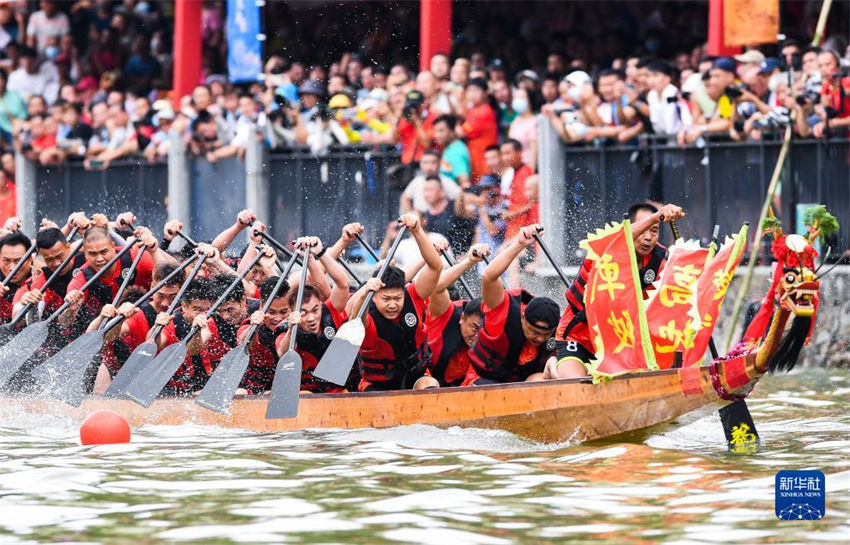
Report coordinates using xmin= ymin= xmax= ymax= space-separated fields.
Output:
xmin=273 ymin=93 xmax=292 ymax=110
xmin=795 ymin=90 xmax=821 ymax=106
xmin=725 ymin=81 xmax=749 ymax=100
xmin=402 ymin=91 xmax=424 ymax=119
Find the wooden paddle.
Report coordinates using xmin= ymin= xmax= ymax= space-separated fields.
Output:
xmin=39 ymin=241 xmax=149 ymax=404
xmin=266 ymin=245 xmax=312 ymax=419
xmin=312 ymin=225 xmax=408 ymax=386
xmin=439 ymin=248 xmax=474 ymax=299
xmin=532 ymin=228 xmax=571 ymax=288
xmin=123 ymin=252 xmax=261 ymax=407
xmin=0 ymin=238 xmax=136 ymax=388
xmin=103 ymin=254 xmax=201 ymax=397
xmin=195 ymin=248 xmax=301 ymax=414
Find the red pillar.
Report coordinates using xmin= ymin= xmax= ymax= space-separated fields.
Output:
xmin=707 ymin=0 xmax=741 ymax=57
xmin=420 ymin=0 xmax=452 ymax=72
xmin=173 ymin=0 xmax=203 ymax=101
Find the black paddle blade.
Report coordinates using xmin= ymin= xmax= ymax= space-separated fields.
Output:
xmin=0 ymin=321 xmax=50 ymax=387
xmin=124 ymin=342 xmax=187 ymax=407
xmin=266 ymin=350 xmax=303 ymax=419
xmin=312 ymin=321 xmax=364 ymax=386
xmin=719 ymin=400 xmax=760 ymax=454
xmin=104 ymin=340 xmax=159 ymax=398
xmin=37 ymin=330 xmax=105 ymax=405
xmin=195 ymin=345 xmax=251 ymax=414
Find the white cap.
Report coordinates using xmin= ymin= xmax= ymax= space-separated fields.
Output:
xmin=564 ymin=70 xmax=591 ymax=87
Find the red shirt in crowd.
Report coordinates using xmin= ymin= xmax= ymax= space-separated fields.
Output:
xmin=398 ymin=110 xmax=437 ymax=164
xmin=505 ymin=163 xmax=534 ymax=240
xmin=461 ymin=103 xmax=498 ymax=182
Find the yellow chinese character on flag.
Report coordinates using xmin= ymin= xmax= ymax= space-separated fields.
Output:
xmin=606 ymin=310 xmax=635 ymax=354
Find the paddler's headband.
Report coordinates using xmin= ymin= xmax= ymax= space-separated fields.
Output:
xmin=524 ymin=296 xmax=560 ymax=330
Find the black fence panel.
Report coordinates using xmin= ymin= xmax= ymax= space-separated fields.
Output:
xmin=266 ymin=148 xmax=399 ymax=249
xmin=35 ymin=160 xmax=168 ymax=230
xmin=189 ymin=156 xmax=247 ymax=241
xmin=559 ymin=138 xmax=849 ymax=259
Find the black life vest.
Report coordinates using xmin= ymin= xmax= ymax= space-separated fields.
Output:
xmin=80 ymin=250 xmax=135 ymax=306
xmin=429 ymin=303 xmax=467 ymax=386
xmin=212 ymin=313 xmax=240 ymax=348
xmin=169 ymin=311 xmax=208 ymax=393
xmin=360 ymin=291 xmax=430 ymax=388
xmin=470 ymin=289 xmax=553 ymax=382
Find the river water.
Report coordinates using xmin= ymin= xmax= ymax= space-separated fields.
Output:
xmin=0 ymin=369 xmax=847 ymax=544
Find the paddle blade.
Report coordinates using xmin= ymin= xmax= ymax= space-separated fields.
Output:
xmin=195 ymin=345 xmax=251 ymax=414
xmin=37 ymin=331 xmax=105 ymax=406
xmin=0 ymin=322 xmax=50 ymax=387
xmin=266 ymin=350 xmax=303 ymax=419
xmin=104 ymin=341 xmax=159 ymax=398
xmin=311 ymin=321 xmax=364 ymax=386
xmin=0 ymin=323 xmax=20 ymax=346
xmin=124 ymin=342 xmax=187 ymax=407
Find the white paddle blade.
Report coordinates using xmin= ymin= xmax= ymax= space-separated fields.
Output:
xmin=311 ymin=321 xmax=364 ymax=386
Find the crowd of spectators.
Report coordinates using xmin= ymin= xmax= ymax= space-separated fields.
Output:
xmin=0 ymin=0 xmax=848 ymax=254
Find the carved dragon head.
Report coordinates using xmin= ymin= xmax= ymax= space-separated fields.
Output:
xmin=774 ymin=234 xmax=820 ymax=318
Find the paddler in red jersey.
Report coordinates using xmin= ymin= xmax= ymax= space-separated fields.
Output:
xmin=418 ymin=242 xmax=489 ymax=388
xmin=0 ymin=230 xmax=34 ymax=322
xmin=465 ymin=225 xmax=561 ymax=385
xmin=545 ymin=202 xmax=685 ymax=379
xmin=12 ymin=227 xmax=86 ymax=319
xmin=349 ymin=213 xmax=443 ymax=391
xmin=60 ymin=223 xmax=175 ymax=334
xmin=275 ymin=236 xmax=354 ymax=392
xmin=236 ymin=275 xmax=291 ymax=394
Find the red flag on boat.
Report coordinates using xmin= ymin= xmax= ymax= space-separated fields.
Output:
xmin=581 ymin=220 xmax=657 ymax=380
xmin=684 ymin=225 xmax=749 ymax=366
xmin=645 ymin=241 xmax=710 ymax=369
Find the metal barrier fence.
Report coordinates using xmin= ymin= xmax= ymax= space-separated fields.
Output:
xmin=15 ymin=125 xmax=850 ymax=262
xmin=538 ymin=121 xmax=850 ymax=265
xmin=20 ymin=158 xmax=168 ymax=234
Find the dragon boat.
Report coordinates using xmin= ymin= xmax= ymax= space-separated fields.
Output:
xmin=0 ymin=217 xmax=827 ymax=445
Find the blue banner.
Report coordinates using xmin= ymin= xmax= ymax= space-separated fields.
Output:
xmin=226 ymin=0 xmax=262 ymax=83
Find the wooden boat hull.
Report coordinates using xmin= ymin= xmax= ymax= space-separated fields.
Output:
xmin=0 ymin=353 xmax=761 ymax=443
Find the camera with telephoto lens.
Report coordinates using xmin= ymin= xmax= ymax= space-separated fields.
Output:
xmin=725 ymin=81 xmax=750 ymax=100
xmin=402 ymin=91 xmax=424 ymax=119
xmin=795 ymin=89 xmax=822 ymax=106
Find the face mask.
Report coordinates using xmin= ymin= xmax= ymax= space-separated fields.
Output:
xmin=45 ymin=46 xmax=59 ymax=60
xmin=567 ymin=85 xmax=581 ymax=102
xmin=511 ymin=98 xmax=529 ymax=114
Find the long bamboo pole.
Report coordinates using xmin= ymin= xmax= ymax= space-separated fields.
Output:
xmin=722 ymin=0 xmax=835 ymax=351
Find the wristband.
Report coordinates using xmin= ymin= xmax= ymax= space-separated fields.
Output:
xmin=314 ymin=247 xmax=327 ymax=259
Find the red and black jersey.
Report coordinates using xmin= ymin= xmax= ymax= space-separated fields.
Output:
xmin=274 ymin=300 xmax=355 ymax=393
xmin=65 ymin=247 xmax=154 ymax=336
xmin=212 ymin=314 xmax=241 ymax=349
xmin=426 ymin=300 xmax=471 ymax=387
xmin=359 ymin=283 xmax=431 ymax=390
xmin=160 ymin=311 xmax=229 ymax=395
xmin=0 ymin=278 xmax=28 ymax=322
xmin=469 ymin=289 xmax=554 ymax=383
xmin=556 ymin=243 xmax=667 ymax=351
xmin=12 ymin=255 xmax=86 ymax=319
xmin=102 ymin=302 xmax=158 ymax=377
xmin=236 ymin=320 xmax=281 ymax=394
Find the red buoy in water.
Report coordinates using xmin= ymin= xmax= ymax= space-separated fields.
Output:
xmin=79 ymin=410 xmax=131 ymax=445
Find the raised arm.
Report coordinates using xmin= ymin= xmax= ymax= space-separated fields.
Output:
xmin=211 ymin=209 xmax=256 ymax=254
xmin=399 ymin=214 xmax=442 ymax=300
xmin=481 ymin=225 xmax=539 ymax=310
xmin=292 ymin=236 xmax=331 ymax=301
xmin=327 ymin=222 xmax=364 ymax=261
xmin=314 ymin=237 xmax=350 ymax=312
xmin=630 ymin=203 xmax=684 ymax=240
xmin=430 ymin=243 xmax=490 ymax=318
